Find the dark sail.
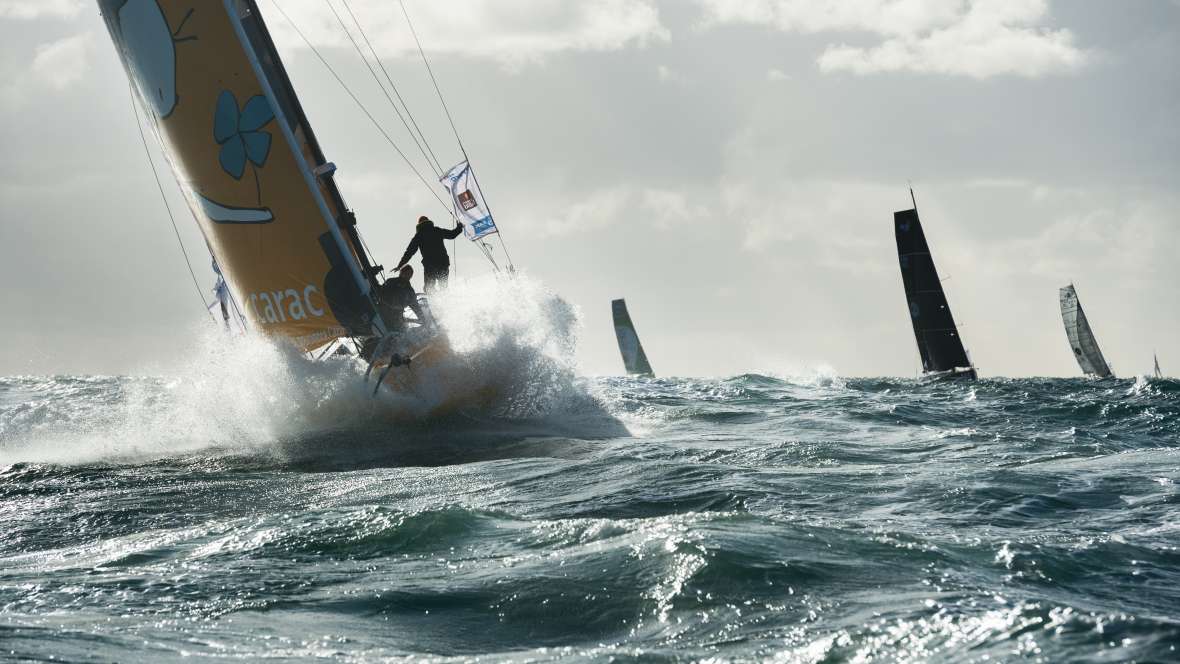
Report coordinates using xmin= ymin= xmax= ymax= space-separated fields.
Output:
xmin=612 ymin=299 xmax=654 ymax=377
xmin=894 ymin=207 xmax=975 ymax=377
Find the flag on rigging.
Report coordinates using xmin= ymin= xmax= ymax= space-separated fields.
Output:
xmin=441 ymin=160 xmax=498 ymax=240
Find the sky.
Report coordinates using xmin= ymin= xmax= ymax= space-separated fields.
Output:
xmin=0 ymin=0 xmax=1176 ymax=378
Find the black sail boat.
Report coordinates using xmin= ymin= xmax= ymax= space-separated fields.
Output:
xmin=894 ymin=192 xmax=977 ymax=380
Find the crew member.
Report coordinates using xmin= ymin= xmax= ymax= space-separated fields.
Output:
xmin=394 ymin=216 xmax=463 ymax=293
xmin=376 ymin=265 xmax=425 ymax=334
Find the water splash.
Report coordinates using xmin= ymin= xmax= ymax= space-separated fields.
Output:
xmin=0 ymin=273 xmax=610 ymax=465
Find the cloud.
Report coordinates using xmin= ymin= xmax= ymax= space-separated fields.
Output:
xmin=31 ymin=32 xmax=92 ymax=90
xmin=2 ymin=32 xmax=92 ymax=106
xmin=656 ymin=64 xmax=691 ymax=86
xmin=536 ymin=187 xmax=632 ymax=236
xmin=0 ymin=0 xmax=82 ymax=20
xmin=266 ymin=0 xmax=669 ymax=69
xmin=518 ymin=186 xmax=710 ymax=237
xmin=696 ymin=0 xmax=1088 ymax=78
xmin=719 ymin=177 xmax=899 ymax=274
xmin=697 ymin=0 xmax=963 ymax=36
xmin=640 ymin=188 xmax=710 ymax=228
xmin=965 ymin=184 xmax=1180 ymax=287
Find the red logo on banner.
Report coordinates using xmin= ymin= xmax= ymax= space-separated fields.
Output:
xmin=458 ymin=190 xmax=477 ymax=211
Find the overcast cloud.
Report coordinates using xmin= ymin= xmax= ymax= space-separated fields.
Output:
xmin=0 ymin=0 xmax=1176 ymax=378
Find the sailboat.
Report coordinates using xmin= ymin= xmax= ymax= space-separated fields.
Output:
xmin=98 ymin=0 xmax=496 ymax=410
xmin=611 ymin=299 xmax=654 ymax=377
xmin=1153 ymin=352 xmax=1163 ymax=380
xmin=1059 ymin=284 xmax=1113 ymax=378
xmin=893 ymin=191 xmax=977 ymax=380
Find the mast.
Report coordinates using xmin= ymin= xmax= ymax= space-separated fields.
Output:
xmin=1154 ymin=352 xmax=1163 ymax=379
xmin=893 ymin=197 xmax=974 ymax=377
xmin=612 ymin=299 xmax=655 ymax=377
xmin=235 ymin=0 xmax=380 ymax=286
xmin=1059 ymin=284 xmax=1113 ymax=378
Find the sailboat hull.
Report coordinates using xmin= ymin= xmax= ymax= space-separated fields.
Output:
xmin=367 ymin=335 xmax=501 ymax=415
xmin=920 ymin=367 xmax=978 ymax=382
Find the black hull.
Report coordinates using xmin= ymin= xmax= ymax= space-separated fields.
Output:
xmin=921 ymin=367 xmax=978 ymax=382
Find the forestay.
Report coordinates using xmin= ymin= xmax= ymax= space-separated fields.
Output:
xmin=1060 ymin=285 xmax=1113 ymax=378
xmin=99 ymin=0 xmax=383 ymax=351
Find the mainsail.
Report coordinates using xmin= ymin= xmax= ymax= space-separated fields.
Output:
xmin=99 ymin=0 xmax=384 ymax=351
xmin=612 ymin=299 xmax=654 ymax=377
xmin=894 ymin=201 xmax=975 ymax=378
xmin=1059 ymin=284 xmax=1113 ymax=378
xmin=1155 ymin=353 xmax=1164 ymax=380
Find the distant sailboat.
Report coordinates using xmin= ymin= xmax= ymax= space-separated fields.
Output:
xmin=893 ymin=191 xmax=977 ymax=380
xmin=612 ymin=299 xmax=654 ymax=377
xmin=1059 ymin=284 xmax=1113 ymax=378
xmin=1154 ymin=352 xmax=1164 ymax=380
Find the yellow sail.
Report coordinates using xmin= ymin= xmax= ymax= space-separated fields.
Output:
xmin=99 ymin=0 xmax=382 ymax=351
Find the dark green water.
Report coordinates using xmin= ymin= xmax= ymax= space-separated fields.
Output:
xmin=1 ymin=372 xmax=1178 ymax=662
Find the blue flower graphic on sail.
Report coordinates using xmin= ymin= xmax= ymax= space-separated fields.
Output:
xmin=214 ymin=90 xmax=273 ymax=180
xmin=200 ymin=90 xmax=276 ymax=224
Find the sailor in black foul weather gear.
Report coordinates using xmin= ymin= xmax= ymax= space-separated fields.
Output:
xmin=362 ymin=265 xmax=427 ymax=363
xmin=395 ymin=216 xmax=463 ymax=293
xmin=376 ymin=266 xmax=425 ymax=334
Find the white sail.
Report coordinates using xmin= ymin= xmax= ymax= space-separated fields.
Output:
xmin=1060 ymin=285 xmax=1113 ymax=378
xmin=1154 ymin=353 xmax=1164 ymax=379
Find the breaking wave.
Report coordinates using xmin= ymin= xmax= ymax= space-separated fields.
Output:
xmin=1 ymin=367 xmax=1179 ymax=660
xmin=0 ymin=273 xmax=620 ymax=466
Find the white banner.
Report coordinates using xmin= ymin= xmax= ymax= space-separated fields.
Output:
xmin=441 ymin=160 xmax=498 ymax=240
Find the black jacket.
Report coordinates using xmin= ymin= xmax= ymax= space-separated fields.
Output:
xmin=397 ymin=221 xmax=463 ymax=269
xmin=376 ymin=277 xmax=424 ymax=331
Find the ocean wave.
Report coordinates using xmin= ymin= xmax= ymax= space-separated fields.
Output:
xmin=2 ymin=365 xmax=1179 ymax=660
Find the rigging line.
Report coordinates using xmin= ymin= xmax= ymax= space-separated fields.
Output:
xmin=397 ymin=0 xmax=510 ymax=272
xmin=398 ymin=0 xmax=466 ymax=158
xmin=495 ymin=234 xmax=515 ymax=272
xmin=326 ymin=0 xmax=441 ymax=180
xmin=265 ymin=0 xmax=451 ymax=215
xmin=467 ymin=164 xmax=515 ymax=270
xmin=478 ymin=242 xmax=501 ymax=273
xmin=127 ymin=82 xmax=209 ymax=312
xmin=396 ymin=1 xmax=516 ymax=270
xmin=342 ymin=0 xmax=446 ymax=176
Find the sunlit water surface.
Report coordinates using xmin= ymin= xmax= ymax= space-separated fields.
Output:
xmin=1 ymin=281 xmax=1177 ymax=661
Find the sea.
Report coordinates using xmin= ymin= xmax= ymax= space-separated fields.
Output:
xmin=1 ymin=279 xmax=1177 ymax=662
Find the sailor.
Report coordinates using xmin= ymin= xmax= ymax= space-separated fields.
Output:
xmin=376 ymin=265 xmax=426 ymax=334
xmin=394 ymin=215 xmax=463 ymax=293
xmin=361 ymin=265 xmax=426 ymax=363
